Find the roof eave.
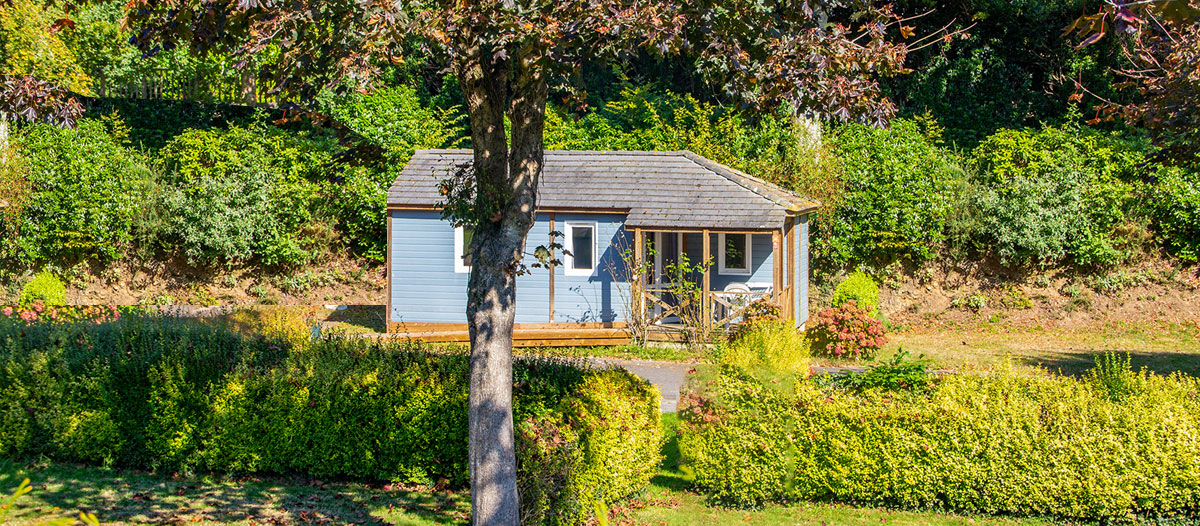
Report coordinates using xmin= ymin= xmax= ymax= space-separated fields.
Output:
xmin=678 ymin=150 xmax=820 ymax=212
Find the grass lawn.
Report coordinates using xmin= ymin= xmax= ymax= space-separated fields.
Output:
xmin=0 ymin=415 xmax=1051 ymax=526
xmin=871 ymin=321 xmax=1200 ymax=376
xmin=550 ymin=321 xmax=1199 ymax=377
xmin=241 ymin=305 xmax=1200 ymax=377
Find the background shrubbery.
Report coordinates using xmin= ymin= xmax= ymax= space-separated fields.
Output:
xmin=156 ymin=124 xmax=338 ymax=266
xmin=3 ymin=0 xmax=1198 ymax=288
xmin=823 ymin=117 xmax=964 ymax=268
xmin=678 ymin=363 xmax=1200 ymax=522
xmin=3 ymin=119 xmax=149 ymax=266
xmin=0 ymin=315 xmax=661 ymax=525
xmin=959 ymin=122 xmax=1151 ymax=267
xmin=0 ymin=34 xmax=1196 ymax=290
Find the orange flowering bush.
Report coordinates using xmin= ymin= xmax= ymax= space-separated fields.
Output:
xmin=808 ymin=301 xmax=886 ymax=359
xmin=0 ymin=302 xmax=121 ymax=324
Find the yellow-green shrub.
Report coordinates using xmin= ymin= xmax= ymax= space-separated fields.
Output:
xmin=679 ymin=365 xmax=1200 ymax=522
xmin=719 ymin=321 xmax=810 ymax=376
xmin=55 ymin=410 xmax=122 ymax=463
xmin=0 ymin=315 xmax=661 ymax=525
xmin=830 ymin=271 xmax=879 ymax=315
xmin=222 ymin=306 xmax=313 ymax=349
xmin=18 ymin=271 xmax=65 ymax=305
xmin=518 ymin=369 xmax=662 ymax=524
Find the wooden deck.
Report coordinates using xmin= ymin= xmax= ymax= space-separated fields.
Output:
xmin=383 ymin=322 xmax=685 ymax=347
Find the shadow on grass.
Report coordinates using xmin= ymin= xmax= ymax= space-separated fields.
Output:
xmin=650 ymin=413 xmax=692 ymax=493
xmin=1017 ymin=349 xmax=1200 ymax=377
xmin=0 ymin=460 xmax=468 ymax=525
xmin=323 ymin=305 xmax=387 ymax=333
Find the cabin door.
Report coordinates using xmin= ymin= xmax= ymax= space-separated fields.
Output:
xmin=648 ymin=232 xmax=684 ymax=322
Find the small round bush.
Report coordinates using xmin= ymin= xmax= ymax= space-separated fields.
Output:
xmin=721 ymin=321 xmax=810 ymax=375
xmin=831 ymin=271 xmax=880 ymax=315
xmin=808 ymin=301 xmax=886 ymax=359
xmin=19 ymin=271 xmax=66 ymax=305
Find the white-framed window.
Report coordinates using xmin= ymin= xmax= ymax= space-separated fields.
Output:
xmin=563 ymin=222 xmax=597 ymax=276
xmin=719 ymin=233 xmax=751 ymax=275
xmin=454 ymin=225 xmax=474 ymax=274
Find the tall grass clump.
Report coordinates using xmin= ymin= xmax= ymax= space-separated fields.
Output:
xmin=719 ymin=321 xmax=810 ymax=376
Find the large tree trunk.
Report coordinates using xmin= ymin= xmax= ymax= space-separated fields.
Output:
xmin=457 ymin=43 xmax=546 ymax=526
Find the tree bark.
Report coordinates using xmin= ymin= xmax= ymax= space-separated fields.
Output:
xmin=456 ymin=42 xmax=546 ymax=526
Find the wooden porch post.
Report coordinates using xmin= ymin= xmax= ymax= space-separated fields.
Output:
xmin=385 ymin=211 xmax=393 ymax=333
xmin=702 ymin=229 xmax=711 ymax=331
xmin=633 ymin=227 xmax=645 ymax=319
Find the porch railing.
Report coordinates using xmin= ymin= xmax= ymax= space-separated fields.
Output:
xmin=640 ymin=288 xmax=772 ymax=329
xmin=710 ymin=289 xmax=771 ymax=326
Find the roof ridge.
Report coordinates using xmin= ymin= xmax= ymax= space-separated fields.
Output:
xmin=413 ymin=148 xmax=683 ymax=156
xmin=678 ymin=151 xmax=819 ymax=213
xmin=403 ymin=149 xmax=821 ymax=214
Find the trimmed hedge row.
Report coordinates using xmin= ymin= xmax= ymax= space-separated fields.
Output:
xmin=0 ymin=316 xmax=662 ymax=525
xmin=678 ymin=365 xmax=1200 ymax=522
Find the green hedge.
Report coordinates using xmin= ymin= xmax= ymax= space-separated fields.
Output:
xmin=0 ymin=316 xmax=662 ymax=525
xmin=678 ymin=365 xmax=1200 ymax=522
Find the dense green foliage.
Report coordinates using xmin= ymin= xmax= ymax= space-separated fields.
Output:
xmin=0 ymin=0 xmax=90 ymax=93
xmin=4 ymin=120 xmax=149 ymax=265
xmin=824 ymin=119 xmax=964 ymax=268
xmin=86 ymin=98 xmax=257 ymax=151
xmin=0 ymin=316 xmax=662 ymax=525
xmin=2 ymin=8 xmax=1197 ymax=278
xmin=679 ymin=364 xmax=1200 ymax=521
xmin=961 ymin=122 xmax=1150 ymax=267
xmin=1149 ymin=166 xmax=1200 ymax=262
xmin=0 ymin=86 xmax=461 ymax=271
xmin=156 ymin=124 xmax=338 ymax=266
xmin=316 ymin=86 xmax=463 ymax=262
xmin=17 ymin=271 xmax=64 ymax=305
xmin=889 ymin=0 xmax=1123 ymax=148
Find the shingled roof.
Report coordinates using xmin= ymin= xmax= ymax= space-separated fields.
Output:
xmin=388 ymin=149 xmax=819 ymax=230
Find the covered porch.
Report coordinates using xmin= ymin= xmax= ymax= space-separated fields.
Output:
xmin=631 ymin=216 xmax=809 ymax=336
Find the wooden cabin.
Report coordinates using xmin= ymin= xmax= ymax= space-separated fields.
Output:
xmin=385 ymin=150 xmax=819 ymax=346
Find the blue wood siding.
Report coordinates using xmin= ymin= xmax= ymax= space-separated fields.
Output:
xmin=389 ymin=210 xmax=629 ymax=324
xmin=797 ymin=214 xmax=810 ymax=327
xmin=551 ymin=213 xmax=630 ymax=323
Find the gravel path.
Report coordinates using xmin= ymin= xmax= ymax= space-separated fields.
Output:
xmin=589 ymin=358 xmax=866 ymax=413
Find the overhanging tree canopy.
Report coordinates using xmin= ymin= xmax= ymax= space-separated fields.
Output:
xmin=122 ymin=0 xmax=918 ymax=523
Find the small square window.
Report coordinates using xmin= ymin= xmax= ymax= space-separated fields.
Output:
xmin=454 ymin=226 xmax=474 ymax=274
xmin=564 ymin=222 xmax=596 ymax=276
xmin=719 ymin=233 xmax=751 ymax=275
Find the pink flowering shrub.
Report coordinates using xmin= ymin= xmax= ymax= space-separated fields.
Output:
xmin=808 ymin=301 xmax=886 ymax=359
xmin=0 ymin=302 xmax=121 ymax=325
